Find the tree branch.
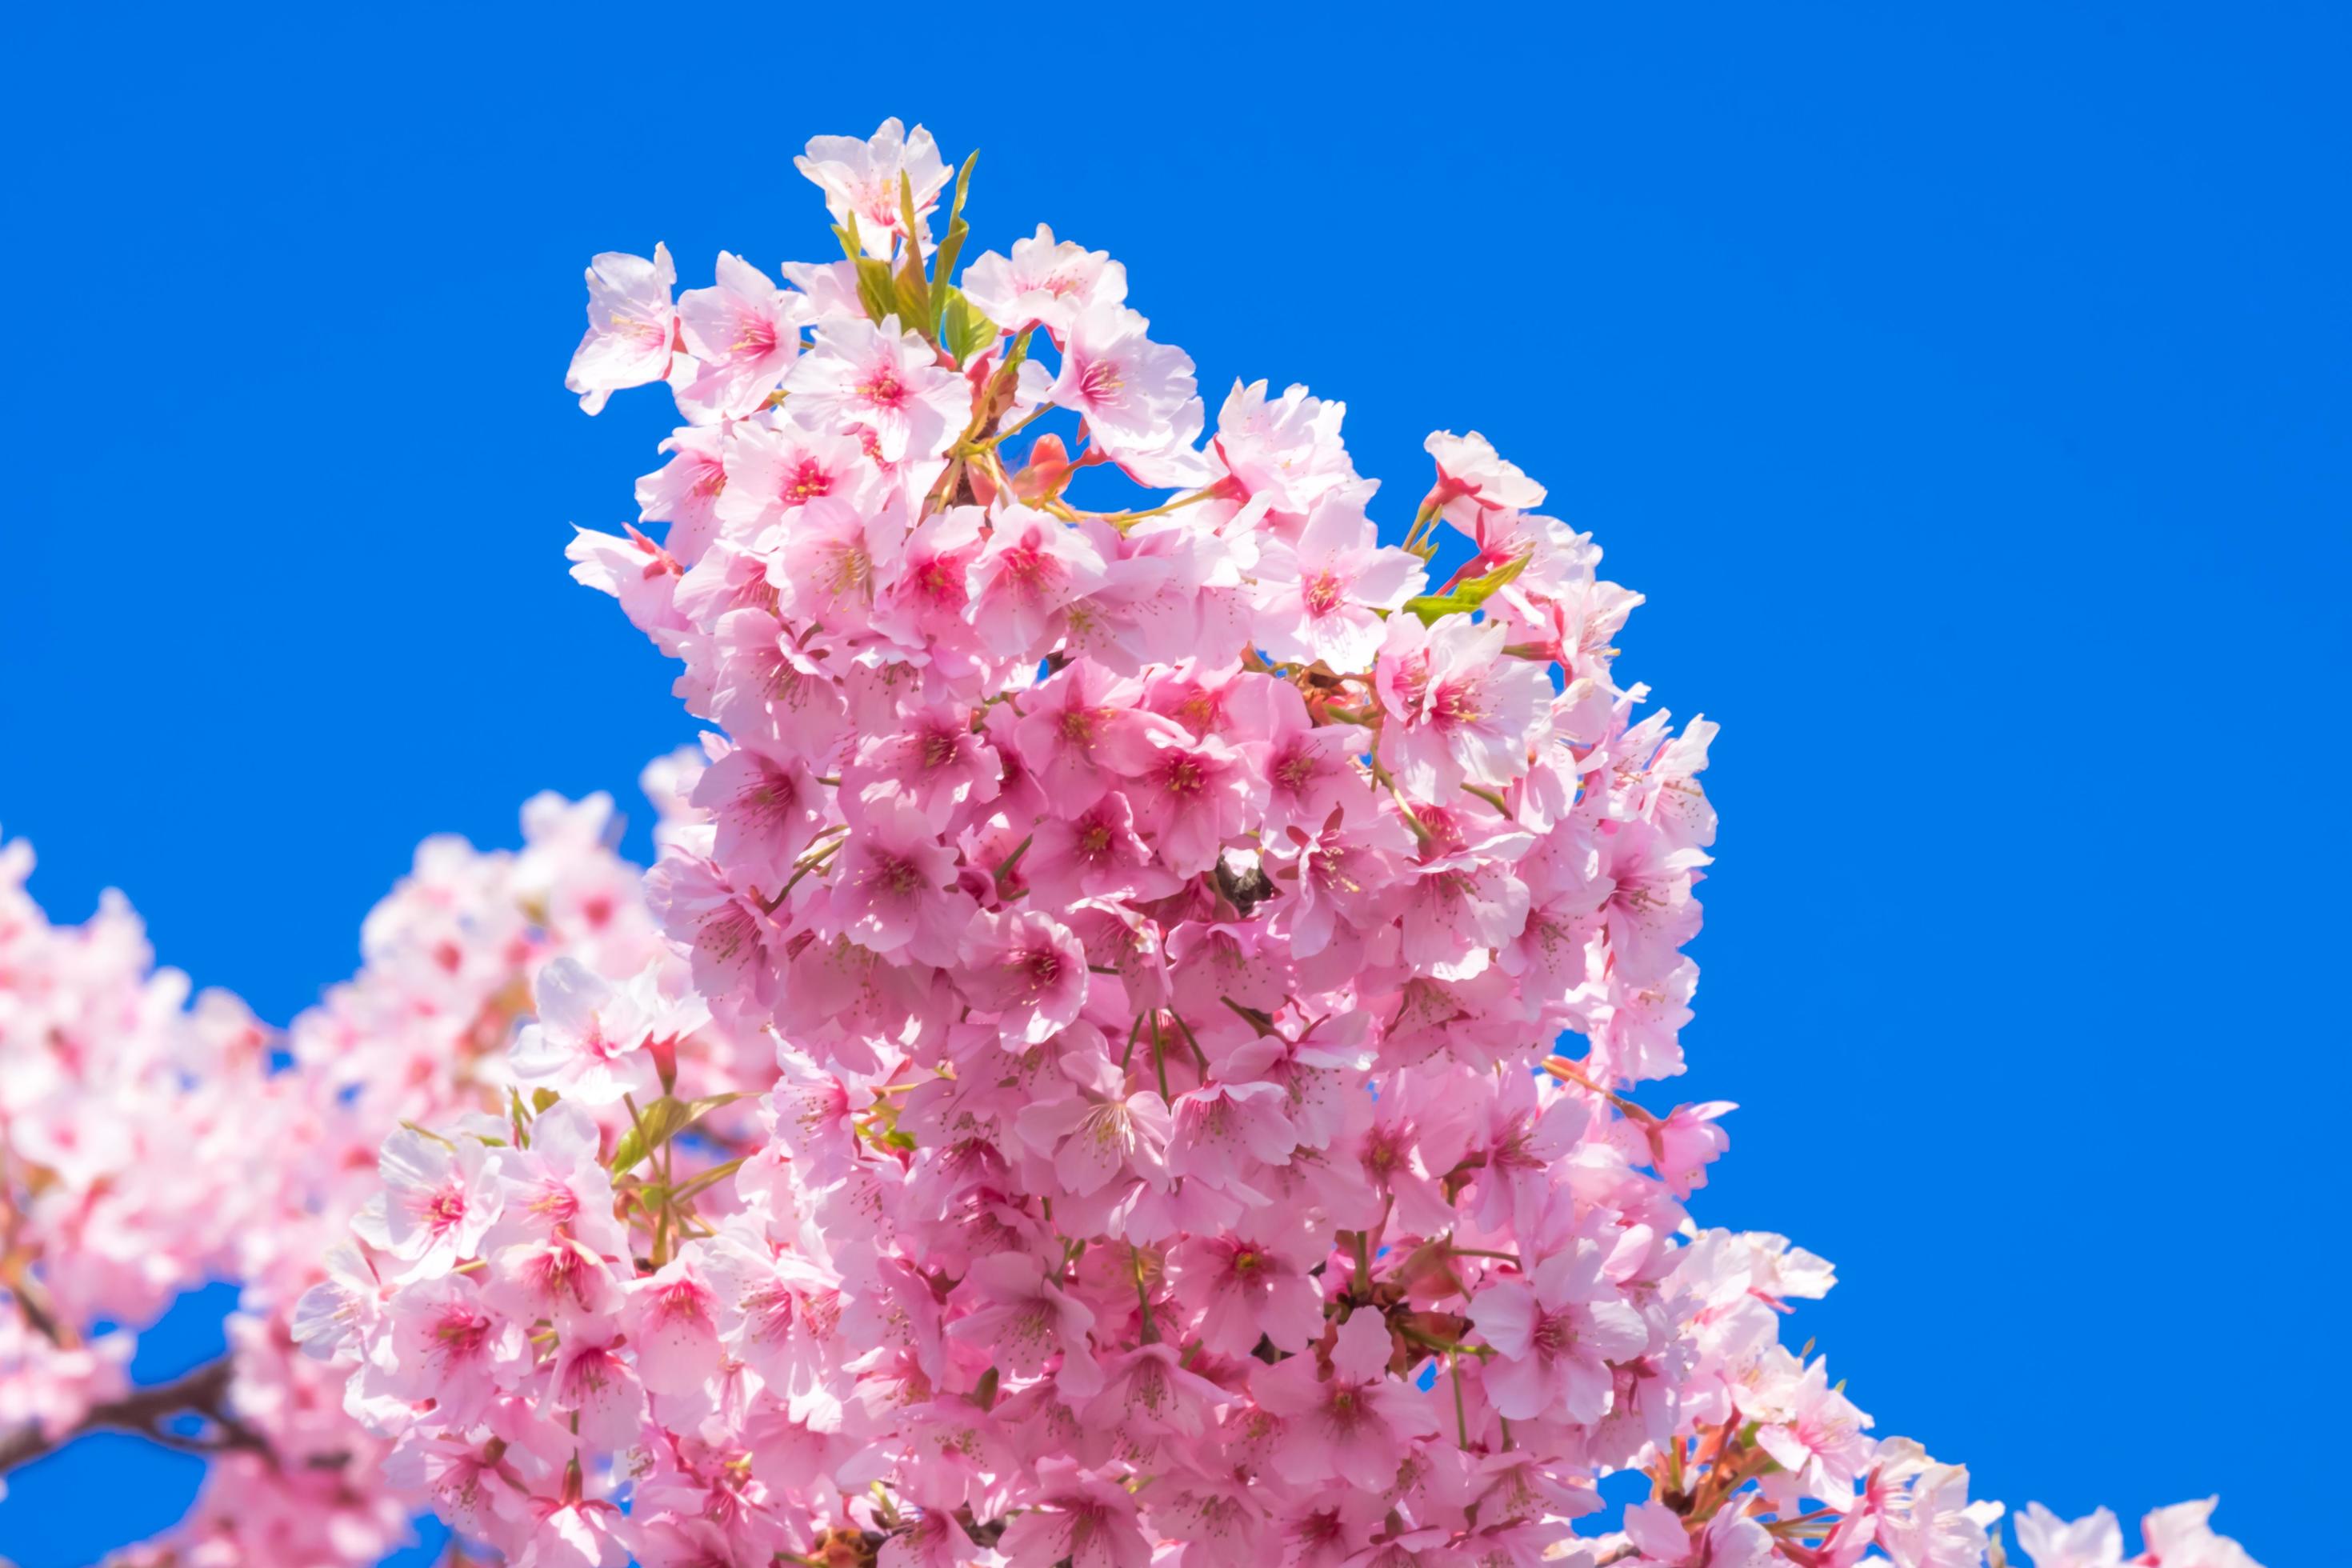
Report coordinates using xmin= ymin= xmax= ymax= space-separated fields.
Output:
xmin=0 ymin=1354 xmax=268 ymax=1475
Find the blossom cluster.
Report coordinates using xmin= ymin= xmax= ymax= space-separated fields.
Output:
xmin=0 ymin=791 xmax=695 ymax=1563
xmin=0 ymin=119 xmax=2265 ymax=1568
xmin=290 ymin=120 xmax=2260 ymax=1568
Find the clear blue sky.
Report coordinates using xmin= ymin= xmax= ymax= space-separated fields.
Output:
xmin=3 ymin=4 xmax=2344 ymax=1565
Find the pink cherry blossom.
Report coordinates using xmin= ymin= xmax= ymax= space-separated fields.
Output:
xmin=362 ymin=1127 xmax=504 ymax=1281
xmin=1253 ymin=484 xmax=1428 ymax=672
xmin=962 ymin=223 xmax=1128 ymax=338
xmin=827 ymin=790 xmax=974 ymax=966
xmin=782 ymin=315 xmax=967 ymax=463
xmin=1166 ymin=1230 xmax=1325 ymax=1355
xmin=1422 ymin=430 xmax=1544 ymax=538
xmin=794 ymin=118 xmax=950 ymax=259
xmin=966 ymin=503 xmax=1110 ymax=655
xmin=567 ymin=244 xmax=677 ymax=414
xmin=675 ymin=251 xmax=806 ymax=418
xmin=1033 ymin=301 xmax=1214 ymax=488
xmin=0 ymin=120 xmax=2262 ymax=1568
xmin=958 ymin=908 xmax=1089 ymax=1046
xmin=1469 ymin=1242 xmax=1649 ymax=1422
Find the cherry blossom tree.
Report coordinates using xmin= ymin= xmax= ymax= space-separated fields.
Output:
xmin=0 ymin=121 xmax=2262 ymax=1568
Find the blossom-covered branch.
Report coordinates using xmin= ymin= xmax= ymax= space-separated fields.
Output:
xmin=0 ymin=118 xmax=2262 ymax=1568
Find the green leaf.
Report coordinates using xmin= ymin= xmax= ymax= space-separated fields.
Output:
xmin=1398 ymin=552 xmax=1530 ymax=625
xmin=608 ymin=1091 xmax=751 ymax=1174
xmin=938 ymin=286 xmax=1000 ymax=366
xmin=929 ymin=151 xmax=979 ymax=333
xmin=530 ymin=1087 xmax=561 ymax=1114
xmin=893 ymin=171 xmax=934 ymax=340
xmin=833 ymin=214 xmax=902 ymax=327
xmin=854 ymin=258 xmax=901 ymax=328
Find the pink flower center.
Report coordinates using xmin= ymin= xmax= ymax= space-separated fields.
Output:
xmin=1531 ymin=1310 xmax=1578 ymax=1359
xmin=1012 ymin=946 xmax=1065 ymax=996
xmin=1431 ymin=678 xmax=1484 ymax=727
xmin=732 ymin=316 xmax=778 ymax=355
xmin=1159 ymin=755 xmax=1206 ymax=796
xmin=1077 ymin=357 xmax=1124 ymax=406
xmin=786 ymin=458 xmax=832 ymax=501
xmin=423 ymin=1186 xmax=468 ymax=1234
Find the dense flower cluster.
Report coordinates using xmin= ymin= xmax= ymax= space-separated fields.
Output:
xmin=312 ymin=120 xmax=2260 ymax=1568
xmin=0 ymin=791 xmax=699 ymax=1562
xmin=0 ymin=120 xmax=2263 ymax=1568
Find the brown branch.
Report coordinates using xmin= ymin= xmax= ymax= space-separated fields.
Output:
xmin=0 ymin=1354 xmax=269 ymax=1475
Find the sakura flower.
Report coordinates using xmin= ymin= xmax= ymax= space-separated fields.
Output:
xmin=2014 ymin=1504 xmax=2126 ymax=1568
xmin=636 ymin=425 xmax=730 ymax=565
xmin=1253 ymin=485 xmax=1427 ymax=672
xmin=382 ymin=1274 xmax=527 ymax=1427
xmin=1622 ymin=1500 xmax=1773 ymax=1568
xmin=566 ymin=524 xmax=686 ymax=641
xmin=567 ymin=243 xmax=677 ymax=414
xmin=944 ymin=1251 xmax=1099 ymax=1398
xmin=1033 ymin=301 xmax=1214 ymax=488
xmin=1254 ymin=681 xmax=1371 ymax=839
xmin=706 ymin=608 xmax=853 ymax=764
xmin=1423 ymin=430 xmax=1545 ymax=538
xmin=713 ymin=419 xmax=870 ymax=535
xmin=965 ymin=505 xmax=1110 ymax=656
xmin=1468 ymin=1242 xmax=1647 ymax=1422
xmin=880 ymin=1506 xmax=990 ymax=1568
xmin=543 ymin=1325 xmax=650 ymax=1451
xmin=675 ymin=251 xmax=806 ymax=418
xmin=1250 ymin=1309 xmax=1439 ymax=1490
xmin=1752 ymin=1353 xmax=1875 ymax=1497
xmin=482 ymin=1100 xmax=626 ymax=1258
xmin=958 ymin=908 xmax=1089 ymax=1046
xmin=782 ymin=316 xmax=966 ymax=463
xmin=827 ymin=790 xmax=974 ymax=966
xmin=1167 ymin=1075 xmax=1298 ymax=1193
xmin=360 ymin=1127 xmax=503 ymax=1281
xmin=2138 ymin=1498 xmax=2264 ymax=1568
xmin=1094 ymin=724 xmax=1258 ymax=878
xmin=486 ymin=1231 xmax=618 ymax=1325
xmin=1400 ymin=825 xmax=1534 ymax=982
xmin=382 ymin=1434 xmax=525 ymax=1545
xmin=626 ymin=1252 xmax=726 ymax=1398
xmin=508 ymin=957 xmax=694 ymax=1107
xmin=1872 ymin=1444 xmax=2005 ymax=1568
xmin=874 ymin=504 xmax=987 ymax=652
xmin=1213 ymin=379 xmax=1358 ymax=518
xmin=644 ymin=848 xmax=784 ymax=1007
xmin=1166 ymin=1230 xmax=1325 ymax=1356
xmin=1013 ymin=1044 xmax=1173 ymax=1195
xmin=1023 ymin=790 xmax=1180 ymax=909
xmin=1375 ymin=612 xmax=1554 ymax=795
xmin=794 ymin=118 xmax=950 ymax=258
xmin=1078 ymin=1342 xmax=1229 ymax=1461
xmin=1012 ymin=662 xmax=1173 ymax=806
xmin=962 ymin=223 xmax=1128 ymax=338
xmin=688 ymin=739 xmax=830 ymax=892
xmin=844 ymin=706 xmax=1001 ymax=832
xmin=996 ymin=1457 xmax=1150 ymax=1568
xmin=1646 ymin=1099 xmax=1734 ymax=1198
xmin=516 ymin=1493 xmax=639 ymax=1568
xmin=290 ymin=1238 xmax=391 ymax=1362
xmin=764 ymin=491 xmax=906 ymax=630
xmin=698 ymin=1227 xmax=846 ymax=1426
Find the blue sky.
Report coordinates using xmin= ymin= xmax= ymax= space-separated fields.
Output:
xmin=2 ymin=4 xmax=2344 ymax=1564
